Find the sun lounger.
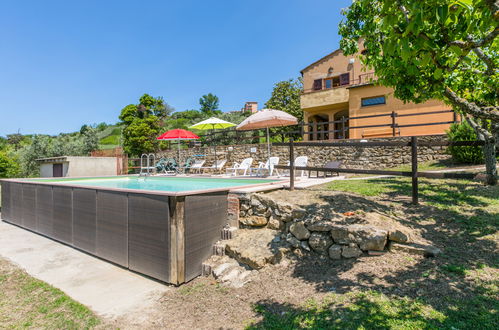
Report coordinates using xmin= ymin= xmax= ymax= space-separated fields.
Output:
xmin=183 ymin=159 xmax=206 ymax=174
xmin=198 ymin=159 xmax=227 ymax=174
xmin=309 ymin=161 xmax=342 ymax=178
xmin=226 ymin=157 xmax=253 ymax=176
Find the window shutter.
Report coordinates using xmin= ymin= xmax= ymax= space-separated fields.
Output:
xmin=313 ymin=79 xmax=322 ymax=90
xmin=340 ymin=73 xmax=350 ymax=86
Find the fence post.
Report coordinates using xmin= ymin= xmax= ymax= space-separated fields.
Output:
xmin=289 ymin=138 xmax=295 ymax=191
xmin=411 ymin=136 xmax=419 ymax=205
xmin=453 ymin=111 xmax=457 ymax=123
xmin=391 ymin=111 xmax=397 ymax=136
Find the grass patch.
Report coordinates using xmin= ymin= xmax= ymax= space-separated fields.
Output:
xmin=328 ymin=177 xmax=499 ymax=237
xmin=99 ymin=134 xmax=120 ymax=145
xmin=0 ymin=260 xmax=101 ymax=328
xmin=248 ymin=289 xmax=498 ymax=329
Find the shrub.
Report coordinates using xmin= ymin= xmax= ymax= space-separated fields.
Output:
xmin=0 ymin=152 xmax=20 ymax=178
xmin=446 ymin=122 xmax=483 ymax=164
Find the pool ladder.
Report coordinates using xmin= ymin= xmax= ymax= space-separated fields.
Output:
xmin=139 ymin=153 xmax=156 ymax=176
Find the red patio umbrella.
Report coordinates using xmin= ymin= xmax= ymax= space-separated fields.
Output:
xmin=157 ymin=129 xmax=200 ymax=161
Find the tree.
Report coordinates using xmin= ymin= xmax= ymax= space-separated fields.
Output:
xmin=119 ymin=94 xmax=165 ymax=156
xmin=0 ymin=151 xmax=20 ymax=178
xmin=265 ymin=78 xmax=303 ymax=121
xmin=265 ymin=78 xmax=303 ymax=141
xmin=339 ymin=0 xmax=498 ymax=185
xmin=199 ymin=93 xmax=220 ymax=114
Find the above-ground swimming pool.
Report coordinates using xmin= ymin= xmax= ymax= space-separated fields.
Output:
xmin=0 ymin=176 xmax=281 ymax=284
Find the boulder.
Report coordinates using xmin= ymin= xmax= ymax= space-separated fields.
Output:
xmin=307 ymin=220 xmax=335 ymax=232
xmin=342 ymin=244 xmax=363 ymax=258
xmin=389 ymin=242 xmax=441 ymax=257
xmin=240 ymin=216 xmax=268 ymax=227
xmin=308 ymin=232 xmax=333 ymax=252
xmin=292 ymin=207 xmax=307 ymax=219
xmin=289 ymin=222 xmax=311 ymax=240
xmin=267 ymin=217 xmax=284 ymax=231
xmin=300 ymin=241 xmax=311 ymax=251
xmin=331 ymin=225 xmax=354 ymax=244
xmin=286 ymin=234 xmax=301 ymax=248
xmin=331 ymin=225 xmax=387 ymax=251
xmin=328 ymin=245 xmax=342 ymax=260
xmin=225 ymin=229 xmax=282 ymax=269
xmin=389 ymin=229 xmax=411 ymax=243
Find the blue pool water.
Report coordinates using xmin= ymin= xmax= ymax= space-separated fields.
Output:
xmin=33 ymin=176 xmax=278 ymax=192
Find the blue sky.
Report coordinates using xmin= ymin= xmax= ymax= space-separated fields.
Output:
xmin=0 ymin=0 xmax=351 ymax=136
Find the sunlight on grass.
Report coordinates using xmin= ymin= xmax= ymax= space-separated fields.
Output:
xmin=0 ymin=265 xmax=101 ymax=328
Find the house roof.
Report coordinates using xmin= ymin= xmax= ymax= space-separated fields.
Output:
xmin=300 ymin=48 xmax=343 ymax=74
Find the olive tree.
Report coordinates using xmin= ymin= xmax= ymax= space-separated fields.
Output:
xmin=339 ymin=0 xmax=498 ymax=184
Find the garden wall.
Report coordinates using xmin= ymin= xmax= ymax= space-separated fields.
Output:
xmin=156 ymin=135 xmax=450 ymax=170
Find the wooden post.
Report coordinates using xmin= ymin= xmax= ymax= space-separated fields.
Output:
xmin=289 ymin=138 xmax=295 ymax=191
xmin=391 ymin=111 xmax=397 ymax=136
xmin=453 ymin=111 xmax=457 ymax=123
xmin=341 ymin=116 xmax=346 ymax=139
xmin=411 ymin=136 xmax=419 ymax=205
xmin=169 ymin=196 xmax=185 ymax=285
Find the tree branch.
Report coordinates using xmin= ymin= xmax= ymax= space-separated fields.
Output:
xmin=449 ymin=26 xmax=499 ymax=50
xmin=443 ymin=87 xmax=499 ymax=123
xmin=472 ymin=47 xmax=496 ymax=75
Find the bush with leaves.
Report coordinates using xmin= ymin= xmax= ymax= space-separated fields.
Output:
xmin=0 ymin=151 xmax=20 ymax=178
xmin=447 ymin=122 xmax=484 ymax=164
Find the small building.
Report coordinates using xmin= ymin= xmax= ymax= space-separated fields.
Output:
xmin=37 ymin=156 xmax=119 ymax=178
xmin=242 ymin=101 xmax=258 ymax=114
xmin=300 ymin=45 xmax=456 ymax=140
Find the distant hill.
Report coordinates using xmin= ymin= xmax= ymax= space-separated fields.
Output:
xmin=97 ymin=125 xmax=122 ymax=150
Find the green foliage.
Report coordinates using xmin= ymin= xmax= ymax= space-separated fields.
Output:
xmin=199 ymin=93 xmax=220 ymax=114
xmin=0 ymin=151 xmax=20 ymax=178
xmin=339 ymin=0 xmax=498 ymax=111
xmin=265 ymin=78 xmax=303 ymax=121
xmin=99 ymin=134 xmax=120 ymax=145
xmin=16 ymin=129 xmax=99 ymax=177
xmin=119 ymin=94 xmax=166 ymax=156
xmin=447 ymin=121 xmax=484 ymax=164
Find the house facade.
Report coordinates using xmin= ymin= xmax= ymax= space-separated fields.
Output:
xmin=300 ymin=47 xmax=456 ymax=140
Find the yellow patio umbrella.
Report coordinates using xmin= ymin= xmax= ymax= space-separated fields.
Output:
xmin=190 ymin=117 xmax=236 ymax=169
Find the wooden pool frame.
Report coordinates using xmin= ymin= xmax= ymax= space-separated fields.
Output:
xmin=0 ymin=177 xmax=282 ymax=284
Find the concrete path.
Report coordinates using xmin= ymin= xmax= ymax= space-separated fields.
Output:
xmin=0 ymin=219 xmax=169 ymax=320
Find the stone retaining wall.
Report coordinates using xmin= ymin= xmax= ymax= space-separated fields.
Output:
xmin=157 ymin=135 xmax=450 ymax=171
xmin=234 ymin=193 xmax=440 ymax=260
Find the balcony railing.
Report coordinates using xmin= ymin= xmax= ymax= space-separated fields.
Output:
xmin=302 ymin=72 xmax=376 ymax=94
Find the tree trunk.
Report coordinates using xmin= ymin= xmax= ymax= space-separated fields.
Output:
xmin=483 ymin=140 xmax=497 ymax=185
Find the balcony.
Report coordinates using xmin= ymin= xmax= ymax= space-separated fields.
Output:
xmin=300 ymin=72 xmax=376 ymax=110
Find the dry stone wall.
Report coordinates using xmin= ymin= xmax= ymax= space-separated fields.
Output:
xmin=236 ymin=193 xmax=441 ymax=260
xmin=156 ymin=135 xmax=450 ymax=171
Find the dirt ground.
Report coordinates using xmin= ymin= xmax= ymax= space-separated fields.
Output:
xmin=108 ymin=185 xmax=498 ymax=329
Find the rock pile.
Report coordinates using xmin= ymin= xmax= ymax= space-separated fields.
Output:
xmin=238 ymin=193 xmax=441 ymax=260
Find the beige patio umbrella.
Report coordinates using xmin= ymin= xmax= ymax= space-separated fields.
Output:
xmin=236 ymin=109 xmax=298 ymax=159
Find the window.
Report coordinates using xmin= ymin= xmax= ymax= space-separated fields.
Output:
xmin=324 ymin=79 xmax=332 ymax=89
xmin=313 ymin=79 xmax=322 ymax=90
xmin=361 ymin=96 xmax=386 ymax=107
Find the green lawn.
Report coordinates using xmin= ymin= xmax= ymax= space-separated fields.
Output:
xmin=0 ymin=259 xmax=101 ymax=328
xmin=328 ymin=177 xmax=499 ymax=237
xmin=248 ymin=288 xmax=498 ymax=329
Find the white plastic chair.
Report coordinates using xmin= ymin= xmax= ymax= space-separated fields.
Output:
xmin=226 ymin=157 xmax=253 ymax=176
xmin=199 ymin=159 xmax=227 ymax=174
xmin=253 ymin=156 xmax=280 ymax=176
xmin=285 ymin=156 xmax=308 ymax=177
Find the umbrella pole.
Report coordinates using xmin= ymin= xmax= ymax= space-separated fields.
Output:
xmin=177 ymin=139 xmax=180 ymax=163
xmin=213 ymin=124 xmax=217 ymax=170
xmin=266 ymin=126 xmax=271 ymax=160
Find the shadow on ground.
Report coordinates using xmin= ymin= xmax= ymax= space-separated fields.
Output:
xmin=254 ymin=178 xmax=498 ymax=328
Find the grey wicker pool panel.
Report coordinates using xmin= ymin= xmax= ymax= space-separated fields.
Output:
xmin=96 ymin=191 xmax=128 ymax=267
xmin=0 ymin=179 xmax=232 ymax=284
xmin=72 ymin=188 xmax=97 ymax=254
xmin=36 ymin=185 xmax=53 ymax=237
xmin=128 ymin=194 xmax=170 ymax=282
xmin=1 ymin=181 xmax=11 ymax=222
xmin=184 ymin=192 xmax=228 ymax=282
xmin=10 ymin=183 xmax=23 ymax=226
xmin=52 ymin=186 xmax=73 ymax=245
xmin=21 ymin=184 xmax=37 ymax=231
